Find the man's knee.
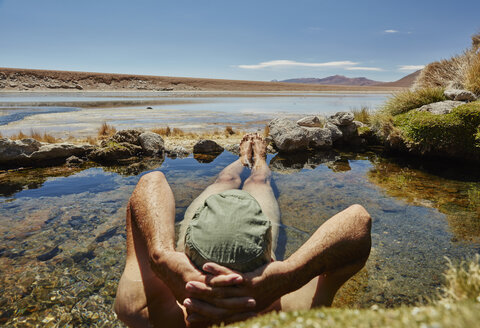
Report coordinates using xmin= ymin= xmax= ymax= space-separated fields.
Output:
xmin=349 ymin=204 xmax=372 ymax=230
xmin=138 ymin=171 xmax=166 ymax=186
xmin=216 ymin=172 xmax=241 ymax=185
xmin=244 ymin=172 xmax=269 ymax=186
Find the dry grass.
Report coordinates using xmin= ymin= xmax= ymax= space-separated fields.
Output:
xmin=351 ymin=106 xmax=371 ymax=124
xmin=264 ymin=125 xmax=270 ymax=138
xmin=98 ymin=122 xmax=117 ymax=138
xmin=439 ymin=255 xmax=480 ymax=303
xmin=414 ymin=32 xmax=480 ymax=93
xmin=9 ymin=130 xmax=59 ymax=143
xmin=151 ymin=126 xmax=244 ymax=139
xmin=465 ymin=51 xmax=480 ymax=95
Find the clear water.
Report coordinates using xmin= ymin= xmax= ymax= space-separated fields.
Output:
xmin=0 ymin=150 xmax=479 ymax=326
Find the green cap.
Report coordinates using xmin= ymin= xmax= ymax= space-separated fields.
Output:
xmin=184 ymin=189 xmax=272 ymax=273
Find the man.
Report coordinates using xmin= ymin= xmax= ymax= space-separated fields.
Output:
xmin=114 ymin=134 xmax=372 ymax=327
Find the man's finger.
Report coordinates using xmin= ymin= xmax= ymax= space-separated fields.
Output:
xmin=186 ymin=281 xmax=248 ymax=298
xmin=183 ymin=298 xmax=231 ymax=321
xmin=206 ymin=273 xmax=243 ymax=287
xmin=203 ymin=262 xmax=238 ymax=275
xmin=209 ymin=296 xmax=256 ymax=310
xmin=223 ymin=311 xmax=257 ymax=325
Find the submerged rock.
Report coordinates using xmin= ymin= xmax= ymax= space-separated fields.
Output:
xmin=416 ymin=100 xmax=464 ymax=115
xmin=37 ymin=245 xmax=62 ymax=261
xmin=166 ymin=146 xmax=190 ymax=158
xmin=193 ymin=139 xmax=224 ymax=154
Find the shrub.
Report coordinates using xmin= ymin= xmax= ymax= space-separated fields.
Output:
xmin=393 ymin=101 xmax=480 ymax=155
xmin=382 ymin=87 xmax=446 ymax=116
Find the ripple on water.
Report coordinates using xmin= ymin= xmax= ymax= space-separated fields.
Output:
xmin=0 ymin=151 xmax=479 ymax=326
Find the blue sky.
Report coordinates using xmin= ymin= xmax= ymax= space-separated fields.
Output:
xmin=0 ymin=0 xmax=479 ymax=82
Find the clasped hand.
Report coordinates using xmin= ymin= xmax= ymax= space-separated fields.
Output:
xmin=183 ymin=262 xmax=284 ymax=326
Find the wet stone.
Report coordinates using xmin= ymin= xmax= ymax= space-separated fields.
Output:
xmin=68 ymin=215 xmax=87 ymax=228
xmin=37 ymin=246 xmax=62 ymax=261
xmin=95 ymin=227 xmax=118 ymax=243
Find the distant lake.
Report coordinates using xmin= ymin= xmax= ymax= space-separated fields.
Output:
xmin=0 ymin=91 xmax=389 ymax=138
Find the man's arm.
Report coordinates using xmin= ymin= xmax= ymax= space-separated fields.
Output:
xmin=185 ymin=204 xmax=372 ymax=313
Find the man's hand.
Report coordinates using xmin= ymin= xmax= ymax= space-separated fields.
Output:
xmin=184 ymin=261 xmax=291 ymax=324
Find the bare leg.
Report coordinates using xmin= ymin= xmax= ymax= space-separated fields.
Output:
xmin=115 ymin=171 xmax=186 ymax=328
xmin=242 ymin=135 xmax=280 ymax=256
xmin=177 ymin=135 xmax=254 ymax=250
xmin=280 ymin=204 xmax=371 ymax=311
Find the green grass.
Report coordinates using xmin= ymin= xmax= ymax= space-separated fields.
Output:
xmin=382 ymin=87 xmax=446 ymax=116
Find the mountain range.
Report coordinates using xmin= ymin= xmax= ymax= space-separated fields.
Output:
xmin=277 ymin=70 xmax=421 ymax=87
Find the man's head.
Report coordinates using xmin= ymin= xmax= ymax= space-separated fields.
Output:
xmin=184 ymin=189 xmax=272 ymax=273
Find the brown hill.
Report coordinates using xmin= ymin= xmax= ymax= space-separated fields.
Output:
xmin=0 ymin=67 xmax=403 ymax=92
xmin=374 ymin=70 xmax=421 ymax=88
xmin=280 ymin=75 xmax=382 ymax=86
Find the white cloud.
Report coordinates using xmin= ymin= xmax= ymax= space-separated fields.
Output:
xmin=238 ymin=60 xmax=358 ymax=69
xmin=384 ymin=29 xmax=399 ymax=33
xmin=346 ymin=66 xmax=384 ymax=71
xmin=398 ymin=65 xmax=425 ymax=71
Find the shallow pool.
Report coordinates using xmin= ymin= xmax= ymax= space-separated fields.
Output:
xmin=0 ymin=150 xmax=479 ymax=326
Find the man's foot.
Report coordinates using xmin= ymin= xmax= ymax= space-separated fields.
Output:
xmin=239 ymin=134 xmax=254 ymax=168
xmin=252 ymin=134 xmax=267 ymax=169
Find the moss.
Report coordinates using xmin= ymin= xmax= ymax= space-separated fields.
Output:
xmin=220 ymin=302 xmax=480 ymax=328
xmin=393 ymin=101 xmax=480 ymax=158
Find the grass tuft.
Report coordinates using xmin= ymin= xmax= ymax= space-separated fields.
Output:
xmin=264 ymin=124 xmax=270 ymax=138
xmin=98 ymin=122 xmax=117 ymax=138
xmin=351 ymin=106 xmax=371 ymax=124
xmin=465 ymin=51 xmax=480 ymax=95
xmin=225 ymin=126 xmax=235 ymax=136
xmin=382 ymin=87 xmax=446 ymax=116
xmin=9 ymin=130 xmax=59 ymax=143
xmin=439 ymin=254 xmax=480 ymax=303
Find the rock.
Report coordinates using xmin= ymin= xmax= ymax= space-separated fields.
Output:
xmin=95 ymin=227 xmax=118 ymax=243
xmin=37 ymin=246 xmax=61 ymax=261
xmin=416 ymin=100 xmax=464 ymax=115
xmin=325 ymin=122 xmax=343 ymax=142
xmin=328 ymin=112 xmax=354 ymax=126
xmin=226 ymin=144 xmax=240 ymax=155
xmin=138 ymin=132 xmax=164 ymax=156
xmin=304 ymin=127 xmax=332 ymax=149
xmin=0 ymin=138 xmax=92 ymax=168
xmin=146 ymin=106 xmax=153 ymax=109
xmin=166 ymin=146 xmax=189 ymax=158
xmin=268 ymin=118 xmax=310 ymax=152
xmin=444 ymin=89 xmax=477 ymax=102
xmin=194 ymin=153 xmax=221 ymax=163
xmin=110 ymin=129 xmax=142 ymax=145
xmin=354 ymin=121 xmax=366 ymax=128
xmin=338 ymin=123 xmax=358 ymax=139
xmin=269 ymin=151 xmax=339 ymax=174
xmin=193 ymin=140 xmax=224 ymax=154
xmin=88 ymin=142 xmax=142 ymax=163
xmin=297 ymin=116 xmax=323 ymax=127
xmin=65 ymin=155 xmax=83 ymax=166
